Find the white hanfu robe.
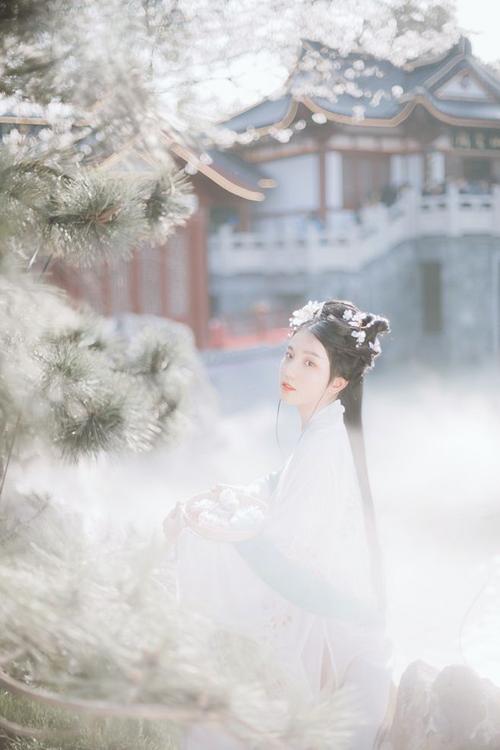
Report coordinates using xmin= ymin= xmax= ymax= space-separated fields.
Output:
xmin=174 ymin=399 xmax=393 ymax=749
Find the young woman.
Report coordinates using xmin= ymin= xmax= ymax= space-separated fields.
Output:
xmin=164 ymin=298 xmax=394 ymax=749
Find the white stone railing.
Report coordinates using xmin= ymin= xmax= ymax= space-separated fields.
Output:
xmin=208 ymin=185 xmax=500 ymax=276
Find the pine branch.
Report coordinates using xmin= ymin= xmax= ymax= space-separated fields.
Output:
xmin=0 ymin=274 xmax=197 ymax=474
xmin=0 ymin=147 xmax=193 ymax=268
xmin=0 ymin=416 xmax=20 ymax=507
xmin=0 ymin=688 xmax=179 ymax=750
xmin=0 ymin=712 xmax=78 ymax=743
xmin=0 ymin=503 xmax=362 ymax=750
xmin=0 ymin=667 xmax=215 ymax=724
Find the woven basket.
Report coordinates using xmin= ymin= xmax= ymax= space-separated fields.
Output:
xmin=181 ymin=489 xmax=268 ymax=542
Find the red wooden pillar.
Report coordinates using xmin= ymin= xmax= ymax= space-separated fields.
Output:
xmin=187 ymin=207 xmax=210 ymax=349
xmin=100 ymin=260 xmax=112 ymax=315
xmin=158 ymin=241 xmax=169 ymax=318
xmin=318 ymin=143 xmax=327 ymax=223
xmin=129 ymin=246 xmax=141 ymax=313
xmin=238 ymin=201 xmax=250 ymax=231
xmin=50 ymin=260 xmax=83 ymax=304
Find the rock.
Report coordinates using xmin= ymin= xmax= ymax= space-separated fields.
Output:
xmin=388 ymin=660 xmax=500 ymax=750
xmin=387 ymin=660 xmax=438 ymax=750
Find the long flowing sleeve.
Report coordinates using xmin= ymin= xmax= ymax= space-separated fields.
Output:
xmin=233 ymin=534 xmax=377 ymax=623
xmin=232 ymin=425 xmax=379 ymax=624
xmin=176 ymin=405 xmax=393 ymax=747
xmin=227 ymin=467 xmax=283 ymax=504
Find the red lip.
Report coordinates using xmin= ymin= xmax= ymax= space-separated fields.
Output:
xmin=281 ymin=382 xmax=296 ymax=391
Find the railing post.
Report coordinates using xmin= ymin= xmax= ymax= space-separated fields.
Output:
xmin=211 ymin=225 xmax=232 ymax=276
xmin=447 ymin=182 xmax=460 ymax=237
xmin=403 ymin=187 xmax=418 ymax=238
xmin=493 ymin=185 xmax=500 ymax=236
xmin=306 ymin=223 xmax=319 ymax=274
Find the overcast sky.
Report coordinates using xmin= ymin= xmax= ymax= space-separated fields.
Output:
xmin=455 ymin=0 xmax=499 ymax=63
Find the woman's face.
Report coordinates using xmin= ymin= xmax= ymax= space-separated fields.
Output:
xmin=279 ymin=328 xmax=342 ymax=409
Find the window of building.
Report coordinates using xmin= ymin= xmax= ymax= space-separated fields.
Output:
xmin=463 ymin=157 xmax=491 ymax=182
xmin=419 ymin=260 xmax=443 ymax=333
xmin=342 ymin=153 xmax=391 ymax=210
xmin=209 ymin=293 xmax=219 ymax=317
xmin=209 ymin=206 xmax=239 ymax=232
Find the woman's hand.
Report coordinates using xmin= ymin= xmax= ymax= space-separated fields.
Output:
xmin=162 ymin=488 xmax=226 ymax=547
xmin=162 ymin=502 xmax=185 ymax=555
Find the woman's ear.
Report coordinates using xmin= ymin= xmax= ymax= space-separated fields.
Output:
xmin=330 ymin=376 xmax=349 ymax=395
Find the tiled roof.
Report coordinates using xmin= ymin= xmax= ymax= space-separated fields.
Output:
xmin=207 ymin=149 xmax=274 ymax=192
xmin=221 ymin=36 xmax=500 ymax=132
xmin=221 ymin=96 xmax=295 ymax=133
xmin=168 ymin=139 xmax=274 ymax=201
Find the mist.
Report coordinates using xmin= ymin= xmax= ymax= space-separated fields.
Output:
xmin=13 ymin=345 xmax=500 ymax=688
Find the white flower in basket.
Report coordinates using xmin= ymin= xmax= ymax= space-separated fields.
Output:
xmin=181 ymin=486 xmax=268 ymax=541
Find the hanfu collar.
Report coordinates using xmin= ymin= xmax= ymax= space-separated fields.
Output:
xmin=302 ymin=398 xmax=345 ymax=433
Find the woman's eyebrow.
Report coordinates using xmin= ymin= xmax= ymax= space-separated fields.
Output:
xmin=287 ymin=345 xmax=322 ymax=359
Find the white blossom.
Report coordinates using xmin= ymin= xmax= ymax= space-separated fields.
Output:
xmin=343 ymin=308 xmax=364 ymax=326
xmin=229 ymin=506 xmax=266 ymax=529
xmin=289 ymin=300 xmax=325 ymax=329
xmin=351 ymin=329 xmax=366 ymax=346
xmin=190 ymin=497 xmax=216 ymax=512
xmin=219 ymin=487 xmax=239 ymax=511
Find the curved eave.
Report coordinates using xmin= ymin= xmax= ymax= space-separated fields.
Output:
xmin=258 ymin=178 xmax=277 ymax=188
xmin=301 ymin=95 xmax=500 ymax=129
xmin=302 ymin=96 xmax=415 ymax=127
xmin=0 ymin=115 xmax=88 ymax=126
xmin=249 ymin=98 xmax=299 ymax=137
xmin=420 ymin=52 xmax=500 ymax=102
xmin=92 ymin=139 xmax=160 ymax=173
xmin=170 ymin=142 xmax=265 ymax=202
xmin=419 ymin=51 xmax=466 ymax=91
xmin=219 ymin=99 xmax=299 ymax=139
xmin=0 ymin=115 xmax=49 ymax=124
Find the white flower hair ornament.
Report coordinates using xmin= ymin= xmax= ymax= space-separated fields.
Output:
xmin=288 ymin=300 xmax=325 ymax=333
xmin=289 ymin=302 xmax=385 ymax=354
xmin=351 ymin=329 xmax=366 ymax=347
xmin=342 ymin=306 xmax=367 ymax=347
xmin=343 ymin=308 xmax=365 ymax=327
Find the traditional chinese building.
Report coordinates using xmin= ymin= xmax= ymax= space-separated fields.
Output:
xmin=4 ymin=35 xmax=500 ymax=362
xmin=201 ymin=35 xmax=500 ymax=365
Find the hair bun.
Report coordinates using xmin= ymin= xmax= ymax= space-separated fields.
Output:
xmin=363 ymin=312 xmax=391 ymax=336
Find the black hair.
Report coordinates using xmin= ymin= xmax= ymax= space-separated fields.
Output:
xmin=284 ymin=298 xmax=391 ymax=621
